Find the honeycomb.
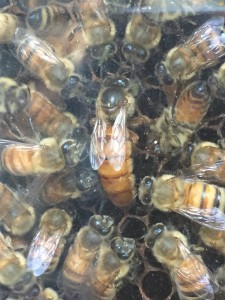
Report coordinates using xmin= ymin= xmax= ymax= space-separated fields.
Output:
xmin=0 ymin=0 xmax=225 ymax=299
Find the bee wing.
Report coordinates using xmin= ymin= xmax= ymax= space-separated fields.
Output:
xmin=177 ymin=206 xmax=225 ymax=230
xmin=182 ymin=16 xmax=225 ymax=69
xmin=10 ymin=28 xmax=62 ymax=65
xmin=90 ymin=117 xmax=106 ymax=170
xmin=26 ymin=228 xmax=63 ymax=277
xmin=108 ymin=106 xmax=127 ymax=171
xmin=172 ymin=242 xmax=218 ymax=299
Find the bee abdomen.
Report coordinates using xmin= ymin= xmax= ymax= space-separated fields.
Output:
xmin=176 ymin=256 xmax=214 ymax=299
xmin=174 ymin=81 xmax=210 ymax=124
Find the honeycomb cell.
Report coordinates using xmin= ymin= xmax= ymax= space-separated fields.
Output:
xmin=117 ymin=283 xmax=142 ymax=300
xmin=142 ymin=271 xmax=172 ymax=300
xmin=120 ymin=217 xmax=147 ymax=242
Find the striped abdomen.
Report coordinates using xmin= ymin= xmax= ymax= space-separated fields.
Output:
xmin=175 ymin=255 xmax=214 ymax=299
xmin=26 ymin=91 xmax=76 ymax=138
xmin=27 ymin=5 xmax=70 ymax=35
xmin=174 ymin=81 xmax=210 ymax=124
xmin=183 ymin=181 xmax=223 ymax=210
xmin=1 ymin=139 xmax=65 ymax=175
xmin=0 ymin=13 xmax=21 ymax=42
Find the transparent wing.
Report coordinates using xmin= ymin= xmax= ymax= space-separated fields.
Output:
xmin=172 ymin=241 xmax=218 ymax=299
xmin=89 ymin=116 xmax=106 ymax=170
xmin=10 ymin=28 xmax=63 ymax=65
xmin=177 ymin=206 xmax=225 ymax=230
xmin=26 ymin=228 xmax=63 ymax=276
xmin=108 ymin=105 xmax=127 ymax=171
xmin=177 ymin=16 xmax=225 ymax=72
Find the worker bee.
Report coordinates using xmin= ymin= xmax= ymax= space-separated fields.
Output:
xmin=0 ymin=13 xmax=22 ymax=43
xmin=0 ymin=182 xmax=35 ymax=236
xmin=148 ymin=81 xmax=210 ymax=154
xmin=72 ymin=0 xmax=116 ymax=47
xmin=110 ymin=236 xmax=136 ymax=279
xmin=24 ymin=89 xmax=77 ymax=139
xmin=208 ymin=62 xmax=225 ymax=99
xmin=26 ymin=4 xmax=71 ymax=36
xmin=1 ymin=137 xmax=65 ymax=176
xmin=190 ymin=142 xmax=225 ymax=183
xmin=0 ymin=232 xmax=26 ymax=287
xmin=41 ymin=164 xmax=99 ymax=206
xmin=139 ymin=174 xmax=225 ymax=230
xmin=122 ymin=0 xmax=161 ymax=64
xmin=87 ymin=243 xmax=121 ymax=300
xmin=0 ymin=77 xmax=29 ymax=116
xmin=145 ymin=223 xmax=218 ymax=300
xmin=27 ymin=208 xmax=72 ymax=276
xmin=61 ymin=225 xmax=102 ymax=290
xmin=155 ymin=16 xmax=225 ymax=83
xmin=199 ymin=226 xmax=225 ymax=255
xmin=8 ymin=28 xmax=73 ymax=92
xmin=90 ymin=76 xmax=136 ymax=207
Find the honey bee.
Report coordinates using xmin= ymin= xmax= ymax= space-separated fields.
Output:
xmin=0 ymin=13 xmax=22 ymax=42
xmin=1 ymin=137 xmax=65 ymax=176
xmin=90 ymin=76 xmax=136 ymax=207
xmin=145 ymin=223 xmax=218 ymax=300
xmin=0 ymin=232 xmax=26 ymax=287
xmin=41 ymin=164 xmax=99 ymax=206
xmin=122 ymin=0 xmax=161 ymax=64
xmin=26 ymin=4 xmax=71 ymax=36
xmin=72 ymin=0 xmax=116 ymax=47
xmin=208 ymin=62 xmax=225 ymax=99
xmin=110 ymin=236 xmax=136 ymax=279
xmin=0 ymin=77 xmax=29 ymax=116
xmin=8 ymin=28 xmax=73 ymax=91
xmin=27 ymin=208 xmax=72 ymax=276
xmin=24 ymin=89 xmax=78 ymax=139
xmin=61 ymin=225 xmax=102 ymax=290
xmin=139 ymin=175 xmax=225 ymax=230
xmin=87 ymin=243 xmax=121 ymax=300
xmin=149 ymin=81 xmax=210 ymax=154
xmin=155 ymin=16 xmax=225 ymax=83
xmin=0 ymin=182 xmax=35 ymax=236
xmin=190 ymin=142 xmax=225 ymax=182
xmin=199 ymin=226 xmax=225 ymax=255
xmin=4 ymin=0 xmax=48 ymax=13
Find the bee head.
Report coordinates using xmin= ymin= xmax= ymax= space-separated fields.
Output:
xmin=89 ymin=215 xmax=114 ymax=237
xmin=145 ymin=223 xmax=165 ymax=248
xmin=111 ymin=237 xmax=135 ymax=261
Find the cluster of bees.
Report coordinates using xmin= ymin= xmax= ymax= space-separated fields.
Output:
xmin=2 ymin=0 xmax=225 ymax=300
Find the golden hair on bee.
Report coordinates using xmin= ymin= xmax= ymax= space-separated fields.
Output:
xmin=145 ymin=223 xmax=218 ymax=299
xmin=190 ymin=141 xmax=225 ymax=182
xmin=27 ymin=208 xmax=72 ymax=276
xmin=156 ymin=16 xmax=225 ymax=84
xmin=74 ymin=0 xmax=116 ymax=46
xmin=149 ymin=174 xmax=225 ymax=230
xmin=1 ymin=138 xmax=65 ymax=176
xmin=0 ymin=182 xmax=35 ymax=236
xmin=122 ymin=0 xmax=161 ymax=64
xmin=199 ymin=226 xmax=225 ymax=255
xmin=87 ymin=243 xmax=121 ymax=300
xmin=0 ymin=13 xmax=22 ymax=43
xmin=0 ymin=77 xmax=29 ymax=115
xmin=151 ymin=81 xmax=210 ymax=154
xmin=0 ymin=232 xmax=26 ymax=286
xmin=25 ymin=89 xmax=77 ymax=139
xmin=26 ymin=4 xmax=71 ymax=36
xmin=62 ymin=225 xmax=102 ymax=289
xmin=9 ymin=28 xmax=73 ymax=92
